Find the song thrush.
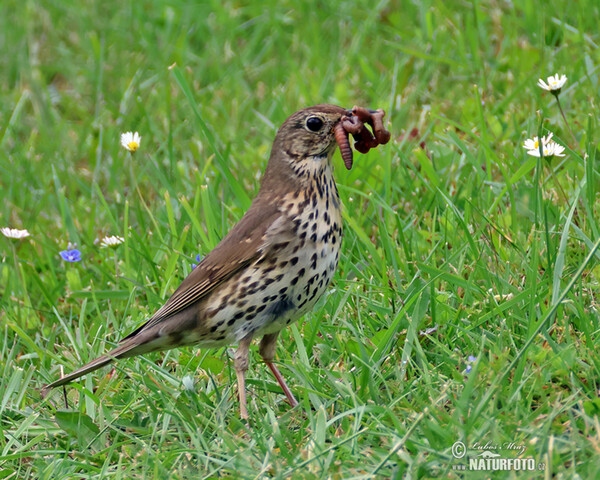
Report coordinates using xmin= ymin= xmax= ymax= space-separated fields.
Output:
xmin=42 ymin=104 xmax=390 ymax=418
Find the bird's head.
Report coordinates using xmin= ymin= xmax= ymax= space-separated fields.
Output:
xmin=275 ymin=104 xmax=351 ymax=160
xmin=260 ymin=104 xmax=389 ymax=192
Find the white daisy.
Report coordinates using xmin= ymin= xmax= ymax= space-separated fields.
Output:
xmin=120 ymin=131 xmax=141 ymax=152
xmin=523 ymin=133 xmax=554 ymax=151
xmin=1 ymin=227 xmax=30 ymax=239
xmin=99 ymin=235 xmax=125 ymax=248
xmin=523 ymin=133 xmax=565 ymax=158
xmin=545 ymin=140 xmax=566 ymax=157
xmin=523 ymin=138 xmax=537 ymax=150
xmin=537 ymin=73 xmax=567 ymax=92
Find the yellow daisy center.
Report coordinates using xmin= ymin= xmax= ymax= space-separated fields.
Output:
xmin=127 ymin=141 xmax=139 ymax=152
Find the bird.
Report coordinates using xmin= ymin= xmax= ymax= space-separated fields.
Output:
xmin=42 ymin=104 xmax=389 ymax=418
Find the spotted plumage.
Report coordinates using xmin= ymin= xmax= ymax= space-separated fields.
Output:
xmin=42 ymin=104 xmax=381 ymax=418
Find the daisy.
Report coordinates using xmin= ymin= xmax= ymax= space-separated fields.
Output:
xmin=1 ymin=227 xmax=30 ymax=239
xmin=522 ymin=134 xmax=549 ymax=152
xmin=121 ymin=131 xmax=141 ymax=153
xmin=523 ymin=133 xmax=566 ymax=158
xmin=99 ymin=235 xmax=125 ymax=248
xmin=544 ymin=140 xmax=566 ymax=157
xmin=537 ymin=73 xmax=567 ymax=93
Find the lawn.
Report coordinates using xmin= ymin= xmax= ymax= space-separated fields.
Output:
xmin=1 ymin=0 xmax=599 ymax=478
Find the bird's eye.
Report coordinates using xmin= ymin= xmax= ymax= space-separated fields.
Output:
xmin=306 ymin=116 xmax=324 ymax=132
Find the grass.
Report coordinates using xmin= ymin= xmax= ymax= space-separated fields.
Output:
xmin=1 ymin=0 xmax=600 ymax=478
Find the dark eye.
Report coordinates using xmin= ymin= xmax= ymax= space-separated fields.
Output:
xmin=306 ymin=116 xmax=324 ymax=132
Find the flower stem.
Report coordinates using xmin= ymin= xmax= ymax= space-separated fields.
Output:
xmin=114 ymin=252 xmax=119 ymax=279
xmin=554 ymin=94 xmax=577 ymax=149
xmin=10 ymin=243 xmax=25 ymax=292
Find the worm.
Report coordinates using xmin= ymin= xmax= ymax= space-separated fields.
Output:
xmin=336 ymin=107 xmax=391 ymax=168
xmin=357 ymin=126 xmax=378 ymax=149
xmin=341 ymin=115 xmax=363 ymax=135
xmin=342 ymin=115 xmax=374 ymax=154
xmin=371 ymin=109 xmax=391 ymax=144
xmin=334 ymin=122 xmax=354 ymax=170
xmin=351 ymin=106 xmax=373 ymax=123
xmin=352 ymin=107 xmax=390 ymax=144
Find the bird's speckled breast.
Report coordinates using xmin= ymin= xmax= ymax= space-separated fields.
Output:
xmin=196 ymin=160 xmax=343 ymax=347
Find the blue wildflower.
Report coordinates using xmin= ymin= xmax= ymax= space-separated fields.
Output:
xmin=60 ymin=249 xmax=82 ymax=262
xmin=192 ymin=253 xmax=202 ymax=269
xmin=465 ymin=355 xmax=477 ymax=374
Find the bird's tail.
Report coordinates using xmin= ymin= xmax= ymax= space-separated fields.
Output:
xmin=41 ymin=341 xmax=139 ymax=398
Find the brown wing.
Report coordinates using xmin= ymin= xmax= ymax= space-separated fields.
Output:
xmin=121 ymin=200 xmax=284 ymax=341
xmin=41 ymin=201 xmax=289 ymax=395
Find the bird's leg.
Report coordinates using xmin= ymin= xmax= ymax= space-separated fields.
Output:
xmin=234 ymin=334 xmax=253 ymax=419
xmin=259 ymin=333 xmax=298 ymax=408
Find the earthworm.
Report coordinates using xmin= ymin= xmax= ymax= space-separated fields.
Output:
xmin=351 ymin=106 xmax=390 ymax=145
xmin=351 ymin=106 xmax=374 ymax=123
xmin=371 ymin=110 xmax=391 ymax=144
xmin=334 ymin=122 xmax=354 ymax=170
xmin=336 ymin=106 xmax=391 ymax=167
xmin=341 ymin=115 xmax=363 ymax=135
xmin=342 ymin=115 xmax=375 ymax=154
xmin=355 ymin=125 xmax=378 ymax=153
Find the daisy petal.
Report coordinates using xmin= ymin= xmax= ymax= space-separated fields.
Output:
xmin=121 ymin=131 xmax=141 ymax=152
xmin=1 ymin=227 xmax=30 ymax=239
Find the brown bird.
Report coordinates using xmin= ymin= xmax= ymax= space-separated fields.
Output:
xmin=42 ymin=104 xmax=390 ymax=418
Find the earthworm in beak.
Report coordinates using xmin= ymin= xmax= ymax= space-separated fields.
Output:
xmin=334 ymin=122 xmax=354 ymax=170
xmin=335 ymin=106 xmax=391 ymax=169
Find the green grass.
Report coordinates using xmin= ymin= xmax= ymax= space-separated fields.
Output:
xmin=1 ymin=0 xmax=600 ymax=478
